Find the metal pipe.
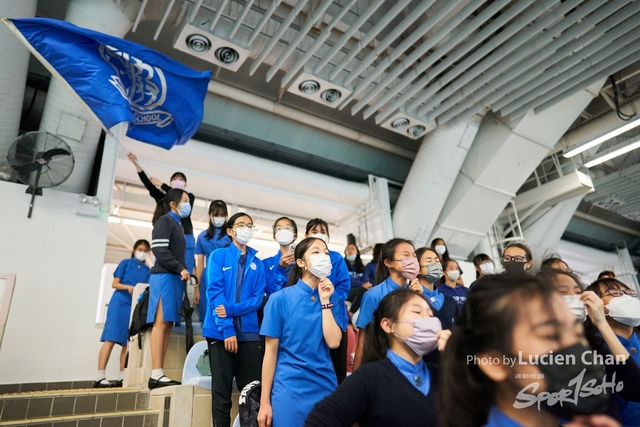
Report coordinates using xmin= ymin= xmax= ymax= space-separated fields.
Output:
xmin=404 ymin=0 xmax=536 ymax=113
xmin=573 ymin=211 xmax=640 ymax=238
xmin=229 ymin=0 xmax=256 ymax=39
xmin=314 ymin=0 xmax=386 ymax=75
xmin=494 ymin=8 xmax=640 ymax=114
xmin=354 ymin=0 xmax=484 ymax=118
xmin=248 ymin=0 xmax=282 ymax=45
xmin=281 ymin=0 xmax=358 ymax=88
xmin=266 ymin=0 xmax=334 ymax=82
xmin=328 ymin=0 xmax=411 ymax=81
xmin=372 ymin=0 xmax=512 ymax=124
xmin=417 ymin=0 xmax=583 ymax=118
xmin=339 ymin=0 xmax=437 ymax=87
xmin=250 ymin=0 xmax=310 ymax=76
xmin=209 ymin=0 xmax=230 ymax=31
xmin=153 ymin=0 xmax=176 ymax=40
xmin=426 ymin=0 xmax=611 ymax=123
xmin=131 ymin=0 xmax=148 ymax=32
xmin=507 ymin=39 xmax=640 ymax=118
xmin=189 ymin=0 xmax=205 ymax=23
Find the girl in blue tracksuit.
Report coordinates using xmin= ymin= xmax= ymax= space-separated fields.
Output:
xmin=147 ymin=189 xmax=191 ymax=389
xmin=194 ymin=200 xmax=231 ymax=322
xmin=95 ymin=239 xmax=150 ymax=388
xmin=263 ymin=216 xmax=298 ymax=296
xmin=203 ymin=212 xmax=265 ymax=427
xmin=258 ymin=237 xmax=343 ymax=427
xmin=304 ymin=218 xmax=350 ymax=384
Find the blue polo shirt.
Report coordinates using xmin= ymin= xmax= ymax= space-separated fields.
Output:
xmin=195 ymin=228 xmax=231 ymax=260
xmin=355 ymin=276 xmax=405 ymax=329
xmin=422 ymin=287 xmax=445 ymax=310
xmin=387 ymin=349 xmax=430 ymax=395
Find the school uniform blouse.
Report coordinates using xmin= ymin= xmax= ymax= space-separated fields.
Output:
xmin=195 ymin=228 xmax=231 ymax=260
xmin=362 ymin=261 xmax=377 ymax=285
xmin=355 ymin=276 xmax=404 ymax=329
xmin=422 ymin=287 xmax=458 ymax=330
xmin=347 ymin=262 xmax=365 ymax=288
xmin=304 ymin=356 xmax=438 ymax=427
xmin=482 ymin=406 xmax=523 ymax=427
xmin=615 ymin=332 xmax=640 ymax=427
xmin=260 ymin=279 xmax=342 ymax=427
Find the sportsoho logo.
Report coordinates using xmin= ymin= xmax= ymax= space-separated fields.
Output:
xmin=99 ymin=45 xmax=174 ymax=128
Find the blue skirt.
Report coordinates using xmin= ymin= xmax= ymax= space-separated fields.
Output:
xmin=185 ymin=234 xmax=195 ymax=273
xmin=101 ymin=288 xmax=132 ymax=345
xmin=147 ymin=273 xmax=184 ymax=323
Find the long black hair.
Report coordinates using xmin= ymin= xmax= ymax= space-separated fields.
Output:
xmin=287 ymin=237 xmax=328 ymax=286
xmin=305 ymin=218 xmax=330 ymax=238
xmin=431 ymin=237 xmax=450 ymax=263
xmin=439 ymin=273 xmax=559 ymax=427
xmin=362 ymin=288 xmax=428 ymax=364
xmin=164 ymin=189 xmax=186 ymax=212
xmin=345 ymin=243 xmax=365 ymax=274
xmin=130 ymin=239 xmax=150 ymax=257
xmin=204 ymin=200 xmax=228 ymax=240
xmin=539 ymin=256 xmax=569 ymax=272
xmin=376 ymin=238 xmax=414 ymax=285
xmin=371 ymin=243 xmax=382 ymax=264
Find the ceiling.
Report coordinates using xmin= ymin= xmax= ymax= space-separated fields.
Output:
xmin=16 ymin=0 xmax=640 ymax=262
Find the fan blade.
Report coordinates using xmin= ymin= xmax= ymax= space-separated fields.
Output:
xmin=11 ymin=162 xmax=41 ymax=176
xmin=38 ymin=148 xmax=72 ymax=161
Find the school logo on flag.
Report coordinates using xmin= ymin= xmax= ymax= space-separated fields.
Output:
xmin=3 ymin=17 xmax=212 ymax=150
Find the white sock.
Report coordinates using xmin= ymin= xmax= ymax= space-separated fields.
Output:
xmin=118 ymin=371 xmax=125 ymax=381
xmin=151 ymin=369 xmax=167 ymax=381
xmin=97 ymin=370 xmax=106 ymax=381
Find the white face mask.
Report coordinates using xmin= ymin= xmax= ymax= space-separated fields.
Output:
xmin=134 ymin=251 xmax=148 ymax=262
xmin=479 ymin=262 xmax=494 ymax=275
xmin=309 ymin=233 xmax=329 ymax=244
xmin=435 ymin=245 xmax=446 ymax=256
xmin=275 ymin=229 xmax=295 ymax=246
xmin=306 ymin=253 xmax=332 ymax=279
xmin=212 ymin=216 xmax=226 ymax=227
xmin=446 ymin=270 xmax=460 ymax=282
xmin=234 ymin=227 xmax=253 ymax=246
xmin=563 ymin=295 xmax=587 ymax=322
xmin=606 ymin=295 xmax=640 ymax=327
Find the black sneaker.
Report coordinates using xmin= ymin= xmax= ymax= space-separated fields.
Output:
xmin=148 ymin=376 xmax=181 ymax=390
xmin=92 ymin=379 xmax=113 ymax=388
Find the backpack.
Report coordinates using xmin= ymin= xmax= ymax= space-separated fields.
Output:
xmin=238 ymin=380 xmax=261 ymax=427
xmin=128 ymin=287 xmax=152 ymax=349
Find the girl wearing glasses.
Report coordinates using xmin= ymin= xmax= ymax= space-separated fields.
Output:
xmin=263 ymin=217 xmax=298 ymax=295
xmin=194 ymin=200 xmax=231 ymax=322
xmin=203 ymin=212 xmax=266 ymax=427
xmin=585 ymin=278 xmax=640 ymax=427
xmin=501 ymin=243 xmax=533 ymax=273
xmin=304 ymin=218 xmax=351 ymax=384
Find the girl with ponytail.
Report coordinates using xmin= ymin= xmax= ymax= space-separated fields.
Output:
xmin=305 ymin=288 xmax=449 ymax=427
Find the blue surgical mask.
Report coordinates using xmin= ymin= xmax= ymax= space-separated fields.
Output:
xmin=346 ymin=254 xmax=357 ymax=262
xmin=178 ymin=202 xmax=191 ymax=218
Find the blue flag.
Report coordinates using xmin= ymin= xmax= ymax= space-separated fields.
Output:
xmin=4 ymin=17 xmax=212 ymax=150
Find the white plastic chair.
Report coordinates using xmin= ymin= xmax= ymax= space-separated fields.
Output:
xmin=232 ymin=415 xmax=240 ymax=427
xmin=181 ymin=340 xmax=211 ymax=390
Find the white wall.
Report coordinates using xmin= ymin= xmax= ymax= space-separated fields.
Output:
xmin=0 ymin=180 xmax=116 ymax=383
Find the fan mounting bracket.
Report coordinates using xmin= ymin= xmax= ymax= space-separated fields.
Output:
xmin=26 ymin=187 xmax=43 ymax=196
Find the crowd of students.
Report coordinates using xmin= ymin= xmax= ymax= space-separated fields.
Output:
xmin=96 ymin=162 xmax=640 ymax=427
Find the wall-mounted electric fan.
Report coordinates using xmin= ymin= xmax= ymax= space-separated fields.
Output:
xmin=6 ymin=131 xmax=75 ymax=218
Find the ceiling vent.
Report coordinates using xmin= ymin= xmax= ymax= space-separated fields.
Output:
xmin=173 ymin=12 xmax=249 ymax=72
xmin=380 ymin=112 xmax=434 ymax=140
xmin=286 ymin=72 xmax=352 ymax=109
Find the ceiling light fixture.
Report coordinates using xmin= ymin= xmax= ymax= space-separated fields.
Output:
xmin=564 ymin=117 xmax=640 ymax=158
xmin=584 ymin=136 xmax=640 ymax=168
xmin=391 ymin=118 xmax=410 ymax=129
xmin=408 ymin=125 xmax=426 ymax=138
xmin=215 ymin=46 xmax=239 ymax=64
xmin=320 ymin=89 xmax=341 ymax=103
xmin=299 ymin=80 xmax=320 ymax=95
xmin=185 ymin=34 xmax=211 ymax=53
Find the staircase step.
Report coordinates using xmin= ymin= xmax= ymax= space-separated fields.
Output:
xmin=0 ymin=409 xmax=158 ymax=427
xmin=0 ymin=390 xmax=150 ymax=422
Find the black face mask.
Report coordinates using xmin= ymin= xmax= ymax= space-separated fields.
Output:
xmin=513 ymin=343 xmax=610 ymax=419
xmin=502 ymin=261 xmax=527 ymax=273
